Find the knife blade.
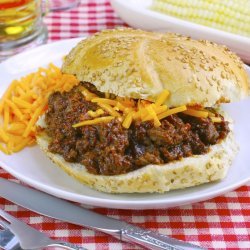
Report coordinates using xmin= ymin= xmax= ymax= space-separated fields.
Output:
xmin=0 ymin=177 xmax=205 ymax=250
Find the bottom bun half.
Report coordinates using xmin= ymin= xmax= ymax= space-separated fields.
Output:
xmin=36 ymin=127 xmax=238 ymax=193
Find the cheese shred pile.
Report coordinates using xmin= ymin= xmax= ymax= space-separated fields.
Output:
xmin=73 ymin=87 xmax=221 ymax=129
xmin=0 ymin=64 xmax=79 ymax=154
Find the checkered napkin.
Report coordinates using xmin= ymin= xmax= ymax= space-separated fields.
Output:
xmin=1 ymin=0 xmax=250 ymax=249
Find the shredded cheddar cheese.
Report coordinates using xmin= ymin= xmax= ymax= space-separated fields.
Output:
xmin=152 ymin=104 xmax=168 ymax=114
xmin=75 ymin=95 xmax=221 ymax=130
xmin=122 ymin=112 xmax=134 ymax=129
xmin=147 ymin=105 xmax=161 ymax=127
xmin=0 ymin=127 xmax=9 ymax=143
xmin=155 ymin=90 xmax=169 ymax=106
xmin=115 ymin=102 xmax=127 ymax=112
xmin=183 ymin=109 xmax=209 ymax=118
xmin=207 ymin=111 xmax=216 ymax=117
xmin=91 ymin=98 xmax=117 ymax=106
xmin=73 ymin=116 xmax=114 ymax=128
xmin=134 ymin=106 xmax=147 ymax=120
xmin=0 ymin=63 xmax=79 ymax=154
xmin=80 ymin=86 xmax=97 ymax=101
xmin=210 ymin=117 xmax=222 ymax=123
xmin=98 ymin=103 xmax=121 ymax=117
xmin=158 ymin=105 xmax=187 ymax=120
xmin=87 ymin=109 xmax=104 ymax=118
xmin=119 ymin=98 xmax=136 ymax=108
xmin=74 ymin=89 xmax=221 ymax=130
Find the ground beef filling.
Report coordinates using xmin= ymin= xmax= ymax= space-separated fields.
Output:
xmin=45 ymin=83 xmax=230 ymax=175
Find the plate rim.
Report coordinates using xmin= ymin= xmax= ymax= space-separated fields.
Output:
xmin=1 ymin=154 xmax=250 ymax=209
xmin=0 ymin=38 xmax=250 ymax=209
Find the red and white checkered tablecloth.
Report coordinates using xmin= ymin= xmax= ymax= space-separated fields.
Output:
xmin=1 ymin=1 xmax=250 ymax=249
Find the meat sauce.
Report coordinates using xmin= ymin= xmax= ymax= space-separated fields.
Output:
xmin=45 ymin=83 xmax=229 ymax=175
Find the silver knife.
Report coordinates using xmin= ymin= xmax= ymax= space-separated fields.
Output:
xmin=0 ymin=177 xmax=205 ymax=250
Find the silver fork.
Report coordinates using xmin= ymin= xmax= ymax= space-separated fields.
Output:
xmin=0 ymin=209 xmax=87 ymax=250
xmin=0 ymin=226 xmax=21 ymax=250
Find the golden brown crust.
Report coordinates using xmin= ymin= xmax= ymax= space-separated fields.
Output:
xmin=62 ymin=28 xmax=249 ymax=107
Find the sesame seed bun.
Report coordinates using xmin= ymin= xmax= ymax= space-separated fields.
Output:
xmin=62 ymin=28 xmax=249 ymax=107
xmin=36 ymin=115 xmax=238 ymax=193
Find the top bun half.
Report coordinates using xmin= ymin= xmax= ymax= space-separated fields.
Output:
xmin=62 ymin=28 xmax=249 ymax=107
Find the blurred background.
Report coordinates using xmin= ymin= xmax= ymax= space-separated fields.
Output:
xmin=0 ymin=0 xmax=249 ymax=62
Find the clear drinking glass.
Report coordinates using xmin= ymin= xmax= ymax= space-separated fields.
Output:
xmin=0 ymin=0 xmax=81 ymax=61
xmin=50 ymin=0 xmax=80 ymax=11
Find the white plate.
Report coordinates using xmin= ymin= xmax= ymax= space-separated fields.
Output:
xmin=110 ymin=0 xmax=250 ymax=63
xmin=0 ymin=39 xmax=250 ymax=210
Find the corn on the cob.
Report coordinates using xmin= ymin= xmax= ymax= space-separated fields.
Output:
xmin=151 ymin=0 xmax=250 ymax=37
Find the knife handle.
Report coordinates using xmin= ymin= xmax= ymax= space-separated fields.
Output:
xmin=121 ymin=224 xmax=205 ymax=250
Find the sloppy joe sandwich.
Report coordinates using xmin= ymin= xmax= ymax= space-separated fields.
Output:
xmin=36 ymin=28 xmax=249 ymax=193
